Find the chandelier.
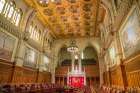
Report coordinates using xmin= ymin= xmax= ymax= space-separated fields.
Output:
xmin=38 ymin=0 xmax=60 ymax=5
xmin=38 ymin=0 xmax=49 ymax=4
xmin=67 ymin=39 xmax=78 ymax=53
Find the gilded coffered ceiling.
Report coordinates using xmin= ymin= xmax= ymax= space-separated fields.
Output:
xmin=24 ymin=0 xmax=106 ymax=38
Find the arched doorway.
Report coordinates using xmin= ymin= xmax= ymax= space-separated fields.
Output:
xmin=83 ymin=46 xmax=99 ymax=88
xmin=55 ymin=46 xmax=71 ymax=85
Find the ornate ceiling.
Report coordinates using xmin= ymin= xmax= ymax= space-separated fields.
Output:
xmin=24 ymin=0 xmax=106 ymax=38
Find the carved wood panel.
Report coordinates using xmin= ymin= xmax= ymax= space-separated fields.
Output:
xmin=110 ymin=66 xmax=123 ymax=86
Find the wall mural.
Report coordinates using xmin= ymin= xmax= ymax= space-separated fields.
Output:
xmin=0 ymin=31 xmax=16 ymax=61
xmin=121 ymin=7 xmax=140 ymax=58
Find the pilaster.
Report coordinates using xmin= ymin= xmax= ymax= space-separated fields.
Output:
xmin=14 ymin=40 xmax=26 ymax=66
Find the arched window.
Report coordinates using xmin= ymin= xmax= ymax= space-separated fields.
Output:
xmin=3 ymin=2 xmax=11 ymax=17
xmin=15 ymin=13 xmax=21 ymax=26
xmin=33 ymin=26 xmax=37 ymax=40
xmin=7 ymin=2 xmax=14 ymax=19
xmin=0 ymin=0 xmax=6 ymax=13
xmin=28 ymin=23 xmax=42 ymax=42
xmin=12 ymin=9 xmax=18 ymax=23
xmin=1 ymin=1 xmax=22 ymax=26
xmin=39 ymin=30 xmax=41 ymax=41
xmin=29 ymin=23 xmax=33 ymax=35
xmin=36 ymin=28 xmax=40 ymax=41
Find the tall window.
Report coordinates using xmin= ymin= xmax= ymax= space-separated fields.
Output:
xmin=15 ymin=12 xmax=21 ymax=26
xmin=0 ymin=1 xmax=22 ymax=26
xmin=0 ymin=0 xmax=5 ymax=13
xmin=12 ymin=10 xmax=17 ymax=23
xmin=29 ymin=23 xmax=41 ymax=42
xmin=7 ymin=3 xmax=14 ymax=19
xmin=3 ymin=2 xmax=10 ymax=17
xmin=29 ymin=24 xmax=33 ymax=37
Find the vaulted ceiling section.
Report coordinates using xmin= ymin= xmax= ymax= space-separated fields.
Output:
xmin=24 ymin=0 xmax=106 ymax=38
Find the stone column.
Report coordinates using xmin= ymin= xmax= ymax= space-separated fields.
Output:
xmin=51 ymin=71 xmax=55 ymax=84
xmin=98 ymin=55 xmax=106 ymax=86
xmin=37 ymin=52 xmax=42 ymax=70
xmin=71 ymin=53 xmax=75 ymax=72
xmin=78 ymin=53 xmax=82 ymax=72
xmin=50 ymin=60 xmax=55 ymax=84
xmin=15 ymin=40 xmax=26 ymax=66
xmin=51 ymin=53 xmax=56 ymax=84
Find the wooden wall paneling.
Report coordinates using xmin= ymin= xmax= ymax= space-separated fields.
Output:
xmin=55 ymin=65 xmax=99 ymax=77
xmin=110 ymin=66 xmax=124 ymax=86
xmin=103 ymin=72 xmax=106 ymax=85
xmin=127 ymin=71 xmax=140 ymax=87
xmin=120 ymin=64 xmax=128 ymax=88
xmin=37 ymin=72 xmax=44 ymax=83
xmin=12 ymin=66 xmax=37 ymax=83
xmin=103 ymin=71 xmax=110 ymax=85
xmin=0 ymin=59 xmax=14 ymax=84
xmin=0 ymin=58 xmax=51 ymax=84
xmin=44 ymin=72 xmax=51 ymax=83
xmin=37 ymin=71 xmax=51 ymax=83
xmin=64 ymin=77 xmax=67 ymax=85
xmin=125 ymin=54 xmax=140 ymax=87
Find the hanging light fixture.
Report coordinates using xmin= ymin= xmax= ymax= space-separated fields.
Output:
xmin=38 ymin=0 xmax=56 ymax=6
xmin=67 ymin=39 xmax=78 ymax=53
xmin=38 ymin=0 xmax=49 ymax=4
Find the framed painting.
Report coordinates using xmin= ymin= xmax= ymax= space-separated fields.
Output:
xmin=0 ymin=30 xmax=17 ymax=61
xmin=23 ymin=46 xmax=38 ymax=68
xmin=120 ymin=6 xmax=140 ymax=58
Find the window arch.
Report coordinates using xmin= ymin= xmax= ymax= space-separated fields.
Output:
xmin=0 ymin=0 xmax=6 ymax=13
xmin=12 ymin=8 xmax=18 ymax=23
xmin=3 ymin=2 xmax=11 ymax=17
xmin=28 ymin=22 xmax=42 ymax=43
xmin=15 ymin=9 xmax=22 ymax=26
xmin=7 ymin=2 xmax=15 ymax=19
xmin=0 ymin=0 xmax=22 ymax=26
